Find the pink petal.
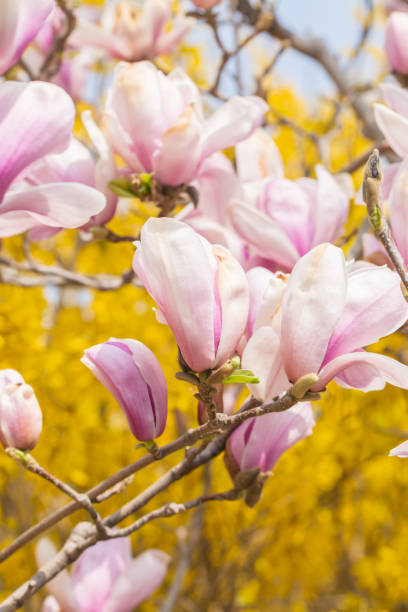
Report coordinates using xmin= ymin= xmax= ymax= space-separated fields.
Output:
xmin=213 ymin=245 xmax=249 ymax=368
xmin=104 ymin=549 xmax=170 ymax=612
xmin=246 ymin=267 xmax=285 ymax=338
xmin=195 ymin=153 xmax=242 ymax=224
xmin=154 ymin=14 xmax=194 ymax=56
xmin=323 ymin=263 xmax=408 ymax=362
xmin=152 ymin=105 xmax=202 ymax=186
xmin=235 ymin=129 xmax=284 ymax=182
xmin=0 ymin=81 xmax=75 ymax=199
xmin=201 ymin=96 xmax=268 ymax=160
xmin=382 ymin=82 xmax=408 ymax=118
xmin=72 ymin=539 xmax=131 ymax=612
xmin=241 ymin=326 xmax=289 ymax=401
xmin=258 ymin=178 xmax=314 ymax=256
xmin=389 ymin=157 xmax=408 ymax=263
xmin=314 ymin=351 xmax=408 ymax=392
xmin=0 ymin=183 xmax=105 ymax=238
xmin=312 ymin=165 xmax=349 ymax=245
xmin=229 ymin=199 xmax=300 ymax=269
xmin=281 ymin=243 xmax=347 ymax=382
xmin=0 ymin=0 xmax=54 ymax=75
xmin=229 ymin=403 xmax=314 ymax=472
xmin=374 ymin=103 xmax=408 ymax=158
xmin=41 ymin=596 xmax=62 ymax=612
xmin=389 ymin=440 xmax=408 ymax=457
xmin=35 ymin=539 xmax=76 ymax=612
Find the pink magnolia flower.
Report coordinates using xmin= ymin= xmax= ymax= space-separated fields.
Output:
xmin=229 ymin=165 xmax=350 ymax=271
xmin=0 ymin=369 xmax=42 ymax=451
xmin=386 ymin=12 xmax=408 ymax=74
xmin=70 ymin=0 xmax=193 ymax=62
xmin=243 ymin=244 xmax=408 ymax=399
xmin=389 ymin=440 xmax=408 ymax=456
xmin=246 ymin=266 xmax=286 ymax=339
xmin=25 ymin=111 xmax=118 ymax=231
xmin=0 ymin=81 xmax=105 ymax=239
xmin=133 ymin=218 xmax=249 ymax=373
xmin=82 ymin=338 xmax=167 ymax=441
xmin=281 ymin=244 xmax=408 ymax=392
xmin=36 ymin=538 xmax=170 ymax=612
xmin=227 ymin=403 xmax=315 ymax=474
xmin=0 ymin=0 xmax=54 ymax=75
xmin=101 ymin=61 xmax=268 ymax=187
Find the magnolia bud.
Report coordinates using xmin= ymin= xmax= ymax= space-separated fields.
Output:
xmin=82 ymin=339 xmax=167 ymax=441
xmin=0 ymin=370 xmax=42 ymax=451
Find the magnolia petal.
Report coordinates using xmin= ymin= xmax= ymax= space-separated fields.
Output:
xmin=35 ymin=539 xmax=76 ymax=612
xmin=314 ymin=351 xmax=408 ymax=392
xmin=235 ymin=129 xmax=284 ymax=182
xmin=229 ymin=403 xmax=315 ymax=473
xmin=389 ymin=157 xmax=408 ymax=263
xmin=104 ymin=549 xmax=170 ymax=612
xmin=0 ymin=0 xmax=54 ymax=75
xmin=323 ymin=263 xmax=408 ymax=362
xmin=242 ymin=326 xmax=289 ymax=401
xmin=382 ymin=83 xmax=408 ymax=118
xmin=313 ymin=165 xmax=349 ymax=245
xmin=389 ymin=440 xmax=408 ymax=457
xmin=229 ymin=199 xmax=300 ymax=269
xmin=281 ymin=244 xmax=347 ymax=382
xmin=72 ymin=539 xmax=131 ymax=612
xmin=374 ymin=103 xmax=408 ymax=158
xmin=0 ymin=81 xmax=75 ymax=199
xmin=213 ymin=246 xmax=249 ymax=368
xmin=152 ymin=105 xmax=202 ymax=186
xmin=201 ymin=96 xmax=268 ymax=160
xmin=0 ymin=183 xmax=105 ymax=238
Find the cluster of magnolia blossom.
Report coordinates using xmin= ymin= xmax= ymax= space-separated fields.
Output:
xmin=5 ymin=0 xmax=408 ymax=606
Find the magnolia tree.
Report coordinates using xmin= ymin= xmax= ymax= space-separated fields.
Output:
xmin=1 ymin=0 xmax=408 ymax=609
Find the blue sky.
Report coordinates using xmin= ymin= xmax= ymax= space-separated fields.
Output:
xmin=273 ymin=0 xmax=384 ymax=98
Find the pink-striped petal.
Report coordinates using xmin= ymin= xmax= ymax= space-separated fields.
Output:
xmin=103 ymin=549 xmax=170 ymax=612
xmin=374 ymin=103 xmax=408 ymax=158
xmin=389 ymin=440 xmax=408 ymax=457
xmin=235 ymin=129 xmax=284 ymax=182
xmin=0 ymin=81 xmax=75 ymax=199
xmin=314 ymin=351 xmax=408 ymax=392
xmin=281 ymin=243 xmax=347 ymax=382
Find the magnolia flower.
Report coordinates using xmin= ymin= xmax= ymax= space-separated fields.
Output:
xmin=386 ymin=12 xmax=408 ymax=74
xmin=0 ymin=0 xmax=54 ymax=75
xmin=36 ymin=537 xmax=170 ymax=612
xmin=226 ymin=403 xmax=315 ymax=474
xmin=82 ymin=338 xmax=167 ymax=441
xmin=243 ymin=244 xmax=408 ymax=399
xmin=70 ymin=0 xmax=193 ymax=62
xmin=0 ymin=369 xmax=42 ymax=451
xmin=0 ymin=81 xmax=105 ymax=239
xmin=229 ymin=165 xmax=349 ymax=271
xmin=101 ymin=61 xmax=268 ymax=187
xmin=25 ymin=111 xmax=118 ymax=232
xmin=133 ymin=218 xmax=249 ymax=373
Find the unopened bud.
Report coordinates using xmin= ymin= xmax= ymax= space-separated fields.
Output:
xmin=0 ymin=370 xmax=42 ymax=451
